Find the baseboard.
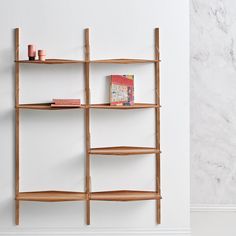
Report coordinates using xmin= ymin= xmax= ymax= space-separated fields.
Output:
xmin=191 ymin=204 xmax=236 ymax=236
xmin=191 ymin=204 xmax=236 ymax=212
xmin=0 ymin=227 xmax=191 ymax=236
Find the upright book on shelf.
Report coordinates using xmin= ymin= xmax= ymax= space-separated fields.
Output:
xmin=110 ymin=75 xmax=134 ymax=106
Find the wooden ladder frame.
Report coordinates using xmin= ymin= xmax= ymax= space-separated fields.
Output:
xmin=14 ymin=28 xmax=161 ymax=225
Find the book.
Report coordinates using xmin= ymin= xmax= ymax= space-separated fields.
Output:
xmin=52 ymin=99 xmax=81 ymax=105
xmin=51 ymin=98 xmax=81 ymax=107
xmin=110 ymin=75 xmax=134 ymax=106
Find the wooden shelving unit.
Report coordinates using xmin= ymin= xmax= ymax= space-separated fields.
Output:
xmin=14 ymin=28 xmax=161 ymax=225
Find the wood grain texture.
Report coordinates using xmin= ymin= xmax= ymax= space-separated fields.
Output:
xmin=17 ymin=103 xmax=85 ymax=110
xmin=91 ymin=58 xmax=160 ymax=64
xmin=15 ymin=59 xmax=84 ymax=64
xmin=155 ymin=27 xmax=161 ymax=224
xmin=16 ymin=191 xmax=86 ymax=202
xmin=90 ymin=146 xmax=160 ymax=155
xmin=17 ymin=103 xmax=160 ymax=110
xmin=15 ymin=28 xmax=20 ymax=226
xmin=15 ymin=59 xmax=159 ymax=64
xmin=15 ymin=200 xmax=19 ymax=225
xmin=84 ymin=28 xmax=91 ymax=225
xmin=89 ymin=103 xmax=160 ymax=109
xmin=90 ymin=190 xmax=161 ymax=201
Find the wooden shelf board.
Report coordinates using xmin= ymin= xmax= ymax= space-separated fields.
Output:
xmin=17 ymin=103 xmax=159 ymax=110
xmin=16 ymin=191 xmax=86 ymax=202
xmin=90 ymin=146 xmax=160 ymax=155
xmin=17 ymin=103 xmax=85 ymax=110
xmin=15 ymin=58 xmax=160 ymax=64
xmin=91 ymin=59 xmax=160 ymax=64
xmin=15 ymin=59 xmax=84 ymax=64
xmin=89 ymin=103 xmax=160 ymax=109
xmin=90 ymin=190 xmax=161 ymax=201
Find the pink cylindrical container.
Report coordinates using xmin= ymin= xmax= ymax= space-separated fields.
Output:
xmin=28 ymin=45 xmax=36 ymax=60
xmin=38 ymin=50 xmax=46 ymax=61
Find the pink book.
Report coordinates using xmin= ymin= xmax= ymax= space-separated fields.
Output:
xmin=52 ymin=99 xmax=81 ymax=105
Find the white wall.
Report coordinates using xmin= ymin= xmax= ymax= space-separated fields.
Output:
xmin=0 ymin=0 xmax=190 ymax=235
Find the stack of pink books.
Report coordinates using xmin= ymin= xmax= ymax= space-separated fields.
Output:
xmin=51 ymin=99 xmax=81 ymax=107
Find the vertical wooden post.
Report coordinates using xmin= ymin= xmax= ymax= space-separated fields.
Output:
xmin=84 ymin=28 xmax=91 ymax=225
xmin=15 ymin=28 xmax=20 ymax=225
xmin=154 ymin=28 xmax=161 ymax=224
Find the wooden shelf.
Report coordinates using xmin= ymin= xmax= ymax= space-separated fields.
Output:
xmin=16 ymin=191 xmax=86 ymax=202
xmin=17 ymin=103 xmax=159 ymax=110
xmin=17 ymin=103 xmax=85 ymax=110
xmin=16 ymin=190 xmax=160 ymax=202
xmin=14 ymin=27 xmax=161 ymax=225
xmin=89 ymin=103 xmax=160 ymax=109
xmin=15 ymin=59 xmax=84 ymax=64
xmin=90 ymin=146 xmax=160 ymax=155
xmin=90 ymin=190 xmax=161 ymax=201
xmin=91 ymin=58 xmax=160 ymax=64
xmin=15 ymin=59 xmax=160 ymax=64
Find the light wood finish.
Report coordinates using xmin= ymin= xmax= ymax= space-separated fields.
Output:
xmin=15 ymin=200 xmax=19 ymax=225
xmin=90 ymin=146 xmax=160 ymax=155
xmin=15 ymin=59 xmax=84 ymax=64
xmin=16 ymin=191 xmax=85 ymax=202
xmin=15 ymin=59 xmax=160 ymax=64
xmin=14 ymin=28 xmax=162 ymax=225
xmin=17 ymin=103 xmax=85 ymax=110
xmin=15 ymin=28 xmax=20 ymax=226
xmin=84 ymin=28 xmax=91 ymax=225
xmin=17 ymin=103 xmax=156 ymax=110
xmin=90 ymin=190 xmax=161 ymax=201
xmin=91 ymin=58 xmax=160 ymax=64
xmin=155 ymin=28 xmax=161 ymax=224
xmin=89 ymin=103 xmax=160 ymax=109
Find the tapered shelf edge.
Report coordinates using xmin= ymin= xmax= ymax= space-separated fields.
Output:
xmin=16 ymin=191 xmax=86 ymax=202
xmin=16 ymin=103 xmax=160 ymax=110
xmin=91 ymin=58 xmax=161 ymax=64
xmin=17 ymin=103 xmax=85 ymax=110
xmin=90 ymin=190 xmax=161 ymax=201
xmin=16 ymin=190 xmax=161 ymax=202
xmin=90 ymin=146 xmax=161 ymax=155
xmin=15 ymin=59 xmax=84 ymax=64
xmin=89 ymin=103 xmax=161 ymax=109
xmin=15 ymin=58 xmax=161 ymax=64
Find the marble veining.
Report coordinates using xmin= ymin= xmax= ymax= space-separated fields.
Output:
xmin=191 ymin=0 xmax=236 ymax=204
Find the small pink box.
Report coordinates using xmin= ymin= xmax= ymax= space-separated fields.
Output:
xmin=38 ymin=50 xmax=46 ymax=61
xmin=28 ymin=45 xmax=36 ymax=60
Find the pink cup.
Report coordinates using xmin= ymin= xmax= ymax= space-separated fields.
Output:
xmin=28 ymin=45 xmax=36 ymax=60
xmin=38 ymin=50 xmax=46 ymax=61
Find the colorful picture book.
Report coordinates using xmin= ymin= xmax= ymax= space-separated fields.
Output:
xmin=110 ymin=75 xmax=134 ymax=106
xmin=51 ymin=99 xmax=81 ymax=107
